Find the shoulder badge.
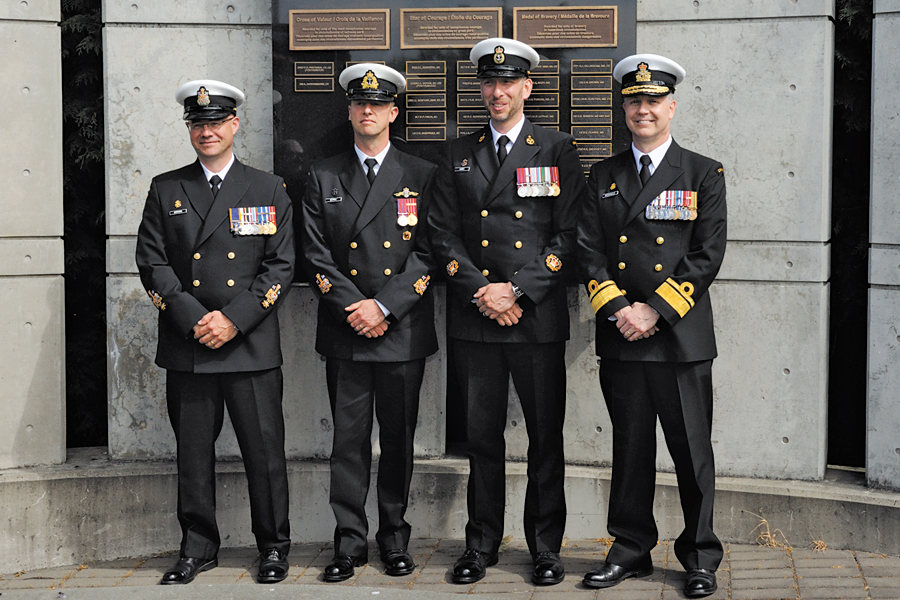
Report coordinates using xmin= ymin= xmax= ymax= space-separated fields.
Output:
xmin=362 ymin=70 xmax=379 ymax=90
xmin=526 ymin=135 xmax=535 ymax=146
xmin=196 ymin=86 xmax=210 ymax=107
xmin=147 ymin=290 xmax=166 ymax=311
xmin=478 ymin=133 xmax=486 ymax=143
xmin=717 ymin=167 xmax=724 ymax=174
xmin=446 ymin=259 xmax=459 ymax=277
xmin=494 ymin=45 xmax=506 ymax=65
xmin=571 ymin=140 xmax=577 ymax=146
xmin=610 ymin=182 xmax=616 ymax=190
xmin=413 ymin=274 xmax=431 ymax=296
xmin=545 ymin=254 xmax=562 ymax=272
xmin=261 ymin=283 xmax=282 ymax=308
xmin=315 ymin=274 xmax=332 ymax=295
xmin=461 ymin=158 xmax=468 ymax=167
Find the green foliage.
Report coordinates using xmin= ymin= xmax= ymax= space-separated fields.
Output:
xmin=62 ymin=0 xmax=107 ymax=447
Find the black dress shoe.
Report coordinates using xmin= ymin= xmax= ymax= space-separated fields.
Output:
xmin=582 ymin=560 xmax=653 ymax=589
xmin=685 ymin=568 xmax=717 ymax=597
xmin=323 ymin=555 xmax=367 ymax=582
xmin=160 ymin=557 xmax=217 ymax=585
xmin=532 ymin=551 xmax=565 ymax=585
xmin=258 ymin=548 xmax=289 ymax=583
xmin=451 ymin=548 xmax=499 ymax=584
xmin=381 ymin=549 xmax=416 ymax=576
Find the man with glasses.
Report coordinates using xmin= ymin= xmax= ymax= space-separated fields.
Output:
xmin=428 ymin=39 xmax=584 ymax=586
xmin=301 ymin=63 xmax=438 ymax=583
xmin=135 ymin=80 xmax=295 ymax=586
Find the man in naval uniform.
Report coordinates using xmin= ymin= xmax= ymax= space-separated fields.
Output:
xmin=300 ymin=63 xmax=438 ymax=583
xmin=135 ymin=80 xmax=294 ymax=585
xmin=576 ymin=54 xmax=727 ymax=598
xmin=427 ymin=38 xmax=585 ymax=586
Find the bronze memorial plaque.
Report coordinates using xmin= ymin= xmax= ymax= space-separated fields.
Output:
xmin=289 ymin=9 xmax=390 ymax=50
xmin=294 ymin=62 xmax=335 ymax=77
xmin=401 ymin=8 xmax=502 ymax=49
xmin=406 ymin=61 xmax=446 ymax=76
xmin=406 ymin=110 xmax=447 ymax=125
xmin=513 ymin=6 xmax=617 ymax=48
xmin=406 ymin=93 xmax=446 ymax=109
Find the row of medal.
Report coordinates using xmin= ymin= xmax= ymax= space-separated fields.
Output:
xmin=229 ymin=206 xmax=278 ymax=235
xmin=516 ymin=167 xmax=561 ymax=197
xmin=645 ymin=190 xmax=698 ymax=221
xmin=397 ymin=197 xmax=418 ymax=227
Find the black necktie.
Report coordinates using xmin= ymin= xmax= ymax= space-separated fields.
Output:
xmin=497 ymin=135 xmax=510 ymax=165
xmin=639 ymin=155 xmax=652 ymax=187
xmin=209 ymin=174 xmax=222 ymax=199
xmin=364 ymin=158 xmax=377 ymax=186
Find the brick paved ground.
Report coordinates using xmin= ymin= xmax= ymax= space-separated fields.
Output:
xmin=3 ymin=539 xmax=900 ymax=599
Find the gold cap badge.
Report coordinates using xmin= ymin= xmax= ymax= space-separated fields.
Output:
xmin=493 ymin=46 xmax=506 ymax=65
xmin=635 ymin=63 xmax=651 ymax=82
xmin=361 ymin=70 xmax=379 ymax=90
xmin=196 ymin=86 xmax=210 ymax=107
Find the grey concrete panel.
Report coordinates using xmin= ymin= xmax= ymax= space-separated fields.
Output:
xmin=0 ymin=0 xmax=58 ymax=21
xmin=0 ymin=20 xmax=63 ymax=237
xmin=702 ymin=282 xmax=828 ymax=480
xmin=102 ymin=0 xmax=271 ymax=25
xmin=0 ymin=276 xmax=65 ymax=469
xmin=876 ymin=0 xmax=900 ymax=14
xmin=107 ymin=279 xmax=446 ymax=461
xmin=638 ymin=17 xmax=833 ymax=242
xmin=870 ymin=248 xmax=900 ymax=286
xmin=638 ymin=0 xmax=834 ymax=21
xmin=870 ymin=10 xmax=900 ymax=243
xmin=107 ymin=236 xmax=139 ymax=275
xmin=4 ymin=451 xmax=900 ymax=574
xmin=104 ymin=25 xmax=274 ymax=237
xmin=0 ymin=238 xmax=64 ymax=276
xmin=867 ymin=289 xmax=900 ymax=490
xmin=719 ymin=242 xmax=830 ymax=282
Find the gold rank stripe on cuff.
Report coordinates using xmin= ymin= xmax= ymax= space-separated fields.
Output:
xmin=655 ymin=277 xmax=695 ymax=318
xmin=588 ymin=279 xmax=623 ymax=314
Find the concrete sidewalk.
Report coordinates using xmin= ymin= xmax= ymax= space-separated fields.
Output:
xmin=3 ymin=539 xmax=900 ymax=600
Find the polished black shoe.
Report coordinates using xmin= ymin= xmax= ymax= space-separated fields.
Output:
xmin=684 ymin=568 xmax=717 ymax=597
xmin=381 ymin=549 xmax=416 ymax=577
xmin=160 ymin=557 xmax=217 ymax=585
xmin=532 ymin=551 xmax=565 ymax=585
xmin=323 ymin=555 xmax=367 ymax=582
xmin=582 ymin=560 xmax=653 ymax=589
xmin=451 ymin=548 xmax=499 ymax=584
xmin=257 ymin=548 xmax=289 ymax=583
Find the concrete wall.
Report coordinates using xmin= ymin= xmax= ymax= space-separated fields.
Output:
xmin=867 ymin=0 xmax=900 ymax=490
xmin=0 ymin=1 xmax=66 ymax=469
xmin=104 ymin=0 xmax=834 ymax=481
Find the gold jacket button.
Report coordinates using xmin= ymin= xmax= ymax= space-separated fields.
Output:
xmin=515 ymin=241 xmax=523 ymax=249
xmin=192 ymin=280 xmax=200 ymax=287
xmin=193 ymin=253 xmax=201 ymax=260
xmin=618 ymin=262 xmax=626 ymax=270
xmin=656 ymin=237 xmax=665 ymax=245
xmin=383 ymin=241 xmax=391 ymax=249
xmin=515 ymin=211 xmax=523 ymax=219
xmin=619 ymin=236 xmax=627 ymax=244
xmin=621 ymin=289 xmax=626 ymax=296
xmin=482 ymin=240 xmax=489 ymax=247
xmin=350 ymin=241 xmax=358 ymax=249
xmin=654 ymin=264 xmax=663 ymax=272
xmin=350 ymin=269 xmax=358 ymax=276
xmin=384 ymin=268 xmax=392 ymax=276
xmin=227 ymin=252 xmax=235 ymax=259
xmin=482 ymin=269 xmax=490 ymax=276
xmin=227 ymin=279 xmax=235 ymax=287
xmin=481 ymin=210 xmax=488 ymax=217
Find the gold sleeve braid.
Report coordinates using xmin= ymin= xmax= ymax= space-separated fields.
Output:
xmin=588 ymin=279 xmax=624 ymax=314
xmin=655 ymin=278 xmax=695 ymax=317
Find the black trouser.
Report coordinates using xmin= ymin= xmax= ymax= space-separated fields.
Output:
xmin=453 ymin=339 xmax=567 ymax=557
xmin=600 ymin=359 xmax=723 ymax=571
xmin=326 ymin=357 xmax=425 ymax=559
xmin=166 ymin=368 xmax=290 ymax=560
